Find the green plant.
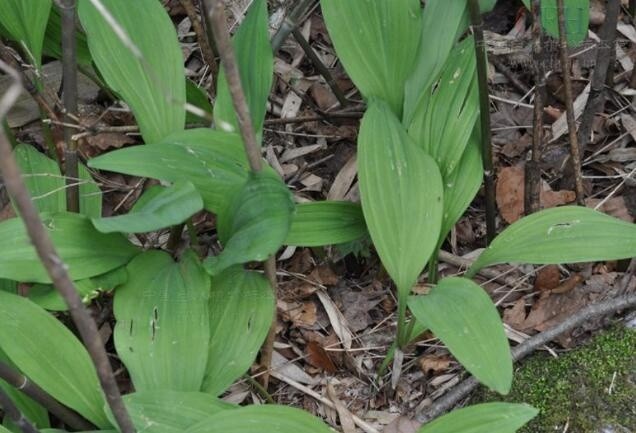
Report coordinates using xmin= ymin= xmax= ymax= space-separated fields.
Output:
xmin=0 ymin=0 xmax=631 ymax=432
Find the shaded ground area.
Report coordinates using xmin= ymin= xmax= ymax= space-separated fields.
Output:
xmin=475 ymin=324 xmax=636 ymax=432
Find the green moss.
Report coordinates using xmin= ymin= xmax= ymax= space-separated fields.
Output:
xmin=473 ymin=326 xmax=636 ymax=432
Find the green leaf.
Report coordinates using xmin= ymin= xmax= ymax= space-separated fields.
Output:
xmin=321 ymin=0 xmax=421 ymax=116
xmin=43 ymin=6 xmax=93 ymax=68
xmin=358 ymin=99 xmax=443 ymax=294
xmin=0 ymin=280 xmax=17 ymax=293
xmin=186 ymin=79 xmax=213 ymax=126
xmin=114 ymin=250 xmax=210 ymax=392
xmin=78 ymin=163 xmax=102 ymax=218
xmin=521 ymin=0 xmax=589 ymax=46
xmin=92 ymin=181 xmax=203 ymax=233
xmin=202 ymin=267 xmax=274 ymax=396
xmin=408 ymin=37 xmax=479 ymax=179
xmin=418 ymin=403 xmax=538 ymax=433
xmin=285 ymin=201 xmax=367 ymax=247
xmin=206 ymin=171 xmax=294 ymax=276
xmin=0 ymin=212 xmax=138 ymax=283
xmin=0 ymin=291 xmax=110 ymax=427
xmin=409 ymin=277 xmax=512 ymax=394
xmin=41 ymin=431 xmax=115 ymax=433
xmin=403 ymin=0 xmax=467 ymax=124
xmin=185 ymin=405 xmax=333 ymax=433
xmin=468 ymin=206 xmax=636 ymax=278
xmin=438 ymin=133 xmax=482 ymax=246
xmin=215 ymin=0 xmax=273 ymax=137
xmin=0 ymin=0 xmax=51 ymax=68
xmin=111 ymin=391 xmax=234 ymax=433
xmin=78 ymin=0 xmax=185 ymax=143
xmin=88 ymin=128 xmax=248 ymax=212
xmin=28 ymin=267 xmax=128 ymax=311
xmin=14 ymin=143 xmax=65 ymax=214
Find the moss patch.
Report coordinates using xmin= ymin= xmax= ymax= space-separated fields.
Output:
xmin=473 ymin=326 xmax=636 ymax=432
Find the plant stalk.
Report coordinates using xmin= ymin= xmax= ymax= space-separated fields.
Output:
xmin=0 ymin=362 xmax=95 ymax=431
xmin=202 ymin=0 xmax=280 ymax=387
xmin=271 ymin=0 xmax=315 ymax=51
xmin=525 ymin=0 xmax=545 ymax=215
xmin=0 ymin=387 xmax=40 ymax=433
xmin=467 ymin=0 xmax=496 ymax=243
xmin=178 ymin=0 xmax=217 ymax=88
xmin=0 ymin=59 xmax=136 ymax=433
xmin=556 ymin=0 xmax=585 ymax=205
xmin=59 ymin=0 xmax=80 ymax=212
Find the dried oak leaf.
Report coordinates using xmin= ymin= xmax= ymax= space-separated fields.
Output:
xmin=306 ymin=340 xmax=337 ymax=373
xmin=418 ymin=355 xmax=452 ymax=375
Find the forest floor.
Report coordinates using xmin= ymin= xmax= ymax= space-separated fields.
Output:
xmin=1 ymin=0 xmax=635 ymax=431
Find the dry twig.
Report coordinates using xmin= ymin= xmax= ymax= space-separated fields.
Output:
xmin=556 ymin=0 xmax=585 ymax=204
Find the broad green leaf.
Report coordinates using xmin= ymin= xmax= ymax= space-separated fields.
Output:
xmin=418 ymin=403 xmax=538 ymax=433
xmin=409 ymin=277 xmax=512 ymax=393
xmin=92 ymin=181 xmax=203 ymax=233
xmin=88 ymin=128 xmax=248 ymax=212
xmin=438 ymin=133 xmax=482 ymax=246
xmin=79 ymin=163 xmax=102 ymax=218
xmin=78 ymin=0 xmax=185 ymax=143
xmin=358 ymin=99 xmax=443 ymax=294
xmin=285 ymin=201 xmax=367 ymax=247
xmin=321 ymin=0 xmax=421 ymax=116
xmin=0 ymin=280 xmax=16 ymax=293
xmin=28 ymin=266 xmax=128 ymax=311
xmin=521 ymin=0 xmax=589 ymax=46
xmin=185 ymin=405 xmax=333 ymax=433
xmin=43 ymin=6 xmax=93 ymax=68
xmin=14 ymin=143 xmax=65 ymax=214
xmin=114 ymin=250 xmax=210 ymax=392
xmin=186 ymin=79 xmax=213 ymax=126
xmin=467 ymin=206 xmax=636 ymax=278
xmin=109 ymin=391 xmax=234 ymax=433
xmin=0 ymin=349 xmax=50 ymax=431
xmin=0 ymin=212 xmax=138 ymax=283
xmin=0 ymin=291 xmax=110 ymax=427
xmin=215 ymin=0 xmax=273 ymax=137
xmin=403 ymin=0 xmax=467 ymax=124
xmin=202 ymin=267 xmax=274 ymax=396
xmin=408 ymin=37 xmax=479 ymax=179
xmin=206 ymin=171 xmax=294 ymax=276
xmin=0 ymin=0 xmax=51 ymax=68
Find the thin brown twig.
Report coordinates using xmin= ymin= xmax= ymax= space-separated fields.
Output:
xmin=0 ymin=59 xmax=136 ymax=433
xmin=0 ymin=387 xmax=40 ymax=433
xmin=202 ymin=0 xmax=279 ymax=388
xmin=556 ymin=0 xmax=585 ymax=205
xmin=178 ymin=0 xmax=218 ymax=89
xmin=414 ymin=292 xmax=636 ymax=423
xmin=271 ymin=0 xmax=315 ymax=51
xmin=291 ymin=27 xmax=348 ymax=107
xmin=263 ymin=111 xmax=363 ymax=125
xmin=573 ymin=0 xmax=620 ymax=169
xmin=524 ymin=0 xmax=545 ymax=215
xmin=0 ymin=362 xmax=95 ymax=431
xmin=58 ymin=0 xmax=80 ymax=212
xmin=468 ymin=0 xmax=497 ymax=243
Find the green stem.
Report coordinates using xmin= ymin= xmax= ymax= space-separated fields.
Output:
xmin=428 ymin=250 xmax=439 ymax=284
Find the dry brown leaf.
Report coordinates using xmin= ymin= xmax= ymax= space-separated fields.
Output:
xmin=496 ymin=165 xmax=576 ymax=223
xmin=417 ymin=355 xmax=452 ymax=375
xmin=534 ymin=265 xmax=561 ymax=291
xmin=278 ymin=299 xmax=318 ymax=328
xmin=586 ymin=197 xmax=634 ymax=222
xmin=316 ymin=291 xmax=353 ymax=350
xmin=326 ymin=383 xmax=357 ymax=433
xmin=83 ymin=132 xmax=135 ymax=158
xmin=309 ymin=265 xmax=339 ymax=286
xmin=383 ymin=416 xmax=421 ymax=433
xmin=327 ymin=154 xmax=357 ymax=201
xmin=306 ymin=341 xmax=337 ymax=373
xmin=503 ymin=298 xmax=527 ymax=330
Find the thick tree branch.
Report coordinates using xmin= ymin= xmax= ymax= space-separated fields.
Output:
xmin=0 ymin=59 xmax=136 ymax=433
xmin=0 ymin=387 xmax=40 ymax=433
